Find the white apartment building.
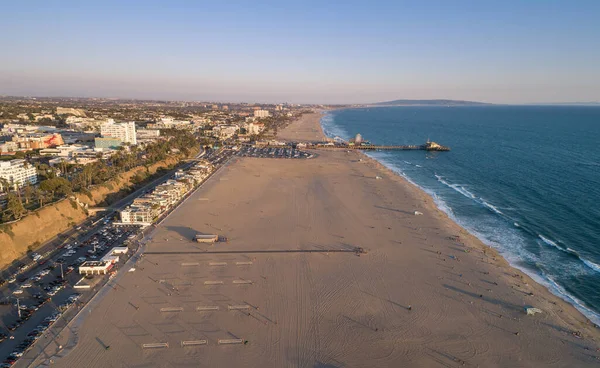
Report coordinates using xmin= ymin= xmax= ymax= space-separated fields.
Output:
xmin=100 ymin=119 xmax=137 ymax=145
xmin=247 ymin=122 xmax=265 ymax=135
xmin=120 ymin=204 xmax=159 ymax=225
xmin=0 ymin=159 xmax=38 ymax=190
xmin=254 ymin=109 xmax=270 ymax=118
xmin=212 ymin=125 xmax=239 ymax=139
xmin=136 ymin=129 xmax=161 ymax=142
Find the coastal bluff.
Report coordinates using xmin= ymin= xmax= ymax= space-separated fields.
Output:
xmin=0 ymin=156 xmax=179 ymax=269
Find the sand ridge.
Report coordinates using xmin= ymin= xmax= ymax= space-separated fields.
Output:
xmin=28 ymin=112 xmax=600 ymax=367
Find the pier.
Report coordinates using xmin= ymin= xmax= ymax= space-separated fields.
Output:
xmin=313 ymin=140 xmax=450 ymax=152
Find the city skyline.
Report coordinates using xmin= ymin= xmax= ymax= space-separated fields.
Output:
xmin=1 ymin=0 xmax=599 ymax=104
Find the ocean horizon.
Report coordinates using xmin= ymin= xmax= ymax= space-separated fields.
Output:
xmin=321 ymin=105 xmax=600 ymax=325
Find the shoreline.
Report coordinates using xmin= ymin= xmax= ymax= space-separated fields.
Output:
xmin=34 ymin=111 xmax=600 ymax=367
xmin=315 ymin=109 xmax=600 ymax=329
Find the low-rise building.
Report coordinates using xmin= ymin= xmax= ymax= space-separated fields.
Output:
xmin=136 ymin=129 xmax=160 ymax=142
xmin=79 ymin=261 xmax=113 ymax=275
xmin=119 ymin=203 xmax=160 ymax=225
xmin=95 ymin=137 xmax=122 ymax=149
xmin=212 ymin=124 xmax=239 ymax=139
xmin=254 ymin=109 xmax=270 ymax=118
xmin=7 ymin=133 xmax=64 ymax=150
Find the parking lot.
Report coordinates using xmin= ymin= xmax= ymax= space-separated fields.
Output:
xmin=0 ymin=221 xmax=141 ymax=367
xmin=0 ymin=146 xmax=232 ymax=367
xmin=235 ymin=146 xmax=312 ymax=159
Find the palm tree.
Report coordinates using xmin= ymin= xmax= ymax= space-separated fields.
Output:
xmin=0 ymin=178 xmax=10 ymax=193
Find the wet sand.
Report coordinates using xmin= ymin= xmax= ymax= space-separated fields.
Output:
xmin=32 ymin=112 xmax=600 ymax=367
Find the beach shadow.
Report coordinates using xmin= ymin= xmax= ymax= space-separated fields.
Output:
xmin=95 ymin=336 xmax=108 ymax=349
xmin=480 ymin=279 xmax=497 ymax=286
xmin=226 ymin=330 xmax=241 ymax=339
xmin=361 ymin=289 xmax=410 ymax=310
xmin=342 ymin=315 xmax=376 ymax=331
xmin=442 ymin=270 xmax=463 ymax=278
xmin=427 ymin=348 xmax=467 ymax=366
xmin=314 ymin=362 xmax=343 ymax=368
xmin=373 ymin=205 xmax=413 ymax=215
xmin=539 ymin=321 xmax=572 ymax=335
xmin=488 ymin=322 xmax=514 ymax=335
xmin=442 ymin=283 xmax=521 ymax=311
xmin=165 ymin=226 xmax=198 ymax=240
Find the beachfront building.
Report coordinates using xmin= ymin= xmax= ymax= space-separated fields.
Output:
xmin=78 ymin=261 xmax=113 ymax=275
xmin=0 ymin=159 xmax=38 ymax=190
xmin=100 ymin=119 xmax=137 ymax=145
xmin=119 ymin=203 xmax=160 ymax=225
xmin=254 ymin=109 xmax=270 ymax=118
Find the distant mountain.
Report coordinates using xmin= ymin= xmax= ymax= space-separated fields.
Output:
xmin=371 ymin=99 xmax=490 ymax=106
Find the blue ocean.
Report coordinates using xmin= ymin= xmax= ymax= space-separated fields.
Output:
xmin=321 ymin=106 xmax=600 ymax=325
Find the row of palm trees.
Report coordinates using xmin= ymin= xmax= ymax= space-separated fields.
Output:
xmin=0 ymin=130 xmax=199 ymax=223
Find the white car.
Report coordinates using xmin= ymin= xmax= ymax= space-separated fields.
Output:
xmin=21 ymin=283 xmax=32 ymax=288
xmin=12 ymin=289 xmax=23 ymax=295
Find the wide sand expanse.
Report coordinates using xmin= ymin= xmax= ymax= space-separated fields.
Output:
xmin=32 ymin=113 xmax=599 ymax=367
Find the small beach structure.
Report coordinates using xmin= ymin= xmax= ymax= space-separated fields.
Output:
xmin=195 ymin=233 xmax=219 ymax=243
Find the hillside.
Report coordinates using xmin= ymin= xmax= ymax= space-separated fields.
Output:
xmin=0 ymin=156 xmax=180 ymax=269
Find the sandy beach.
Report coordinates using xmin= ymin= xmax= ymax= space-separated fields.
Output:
xmin=30 ymin=112 xmax=600 ymax=367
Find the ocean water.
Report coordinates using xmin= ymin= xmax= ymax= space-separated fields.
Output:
xmin=321 ymin=106 xmax=600 ymax=325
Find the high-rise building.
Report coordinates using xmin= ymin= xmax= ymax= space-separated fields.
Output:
xmin=0 ymin=159 xmax=38 ymax=190
xmin=100 ymin=119 xmax=137 ymax=145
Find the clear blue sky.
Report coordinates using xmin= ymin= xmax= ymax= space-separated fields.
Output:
xmin=1 ymin=0 xmax=599 ymax=104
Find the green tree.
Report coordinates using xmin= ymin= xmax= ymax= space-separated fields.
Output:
xmin=0 ymin=178 xmax=10 ymax=193
xmin=39 ymin=177 xmax=72 ymax=198
xmin=36 ymin=163 xmax=56 ymax=180
xmin=6 ymin=192 xmax=26 ymax=220
xmin=23 ymin=182 xmax=33 ymax=205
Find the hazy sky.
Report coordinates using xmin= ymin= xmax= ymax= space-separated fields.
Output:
xmin=1 ymin=0 xmax=599 ymax=104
